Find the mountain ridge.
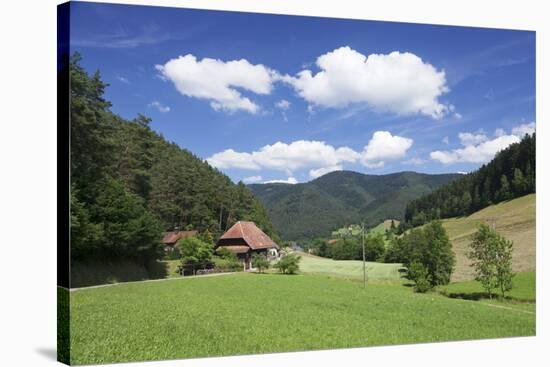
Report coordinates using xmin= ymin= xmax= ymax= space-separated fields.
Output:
xmin=249 ymin=170 xmax=462 ymax=240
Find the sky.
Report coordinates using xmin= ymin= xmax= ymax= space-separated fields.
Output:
xmin=69 ymin=2 xmax=536 ymax=185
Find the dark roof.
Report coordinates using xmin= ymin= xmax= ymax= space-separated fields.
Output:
xmin=162 ymin=230 xmax=198 ymax=245
xmin=218 ymin=221 xmax=279 ymax=250
xmin=216 ymin=245 xmax=251 ymax=254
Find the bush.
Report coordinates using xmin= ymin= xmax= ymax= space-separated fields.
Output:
xmin=407 ymin=262 xmax=433 ymax=293
xmin=213 ymin=257 xmax=242 ymax=272
xmin=252 ymin=253 xmax=270 ymax=273
xmin=274 ymin=253 xmax=301 ymax=274
xmin=178 ymin=237 xmax=214 ymax=275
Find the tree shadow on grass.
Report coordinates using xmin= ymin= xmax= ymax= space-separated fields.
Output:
xmin=441 ymin=291 xmax=533 ymax=303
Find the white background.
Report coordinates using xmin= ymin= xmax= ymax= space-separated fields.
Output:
xmin=0 ymin=0 xmax=548 ymax=366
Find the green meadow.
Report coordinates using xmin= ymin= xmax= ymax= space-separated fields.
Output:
xmin=298 ymin=252 xmax=403 ymax=281
xmin=68 ymin=272 xmax=535 ymax=365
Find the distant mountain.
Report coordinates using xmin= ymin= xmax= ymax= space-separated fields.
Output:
xmin=249 ymin=171 xmax=461 ymax=240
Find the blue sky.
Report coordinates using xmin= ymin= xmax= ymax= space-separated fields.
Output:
xmin=69 ymin=2 xmax=536 ymax=184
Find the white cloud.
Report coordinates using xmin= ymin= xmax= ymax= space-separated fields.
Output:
xmin=431 ymin=122 xmax=535 ymax=165
xmin=454 ymin=112 xmax=463 ymax=119
xmin=494 ymin=128 xmax=506 ymax=137
xmin=207 ymin=131 xmax=412 ymax=174
xmin=458 ymin=132 xmax=488 ymax=146
xmin=285 ymin=46 xmax=450 ymax=119
xmin=207 ymin=149 xmax=260 ymax=170
xmin=264 ymin=177 xmax=298 ymax=184
xmin=156 ymin=54 xmax=277 ymax=114
xmin=309 ymin=165 xmax=343 ymax=178
xmin=511 ymin=122 xmax=535 ymax=137
xmin=402 ymin=158 xmax=426 ymax=166
xmin=208 ymin=140 xmax=360 ymax=174
xmin=361 ymin=131 xmax=413 ymax=168
xmin=442 ymin=136 xmax=449 ymax=144
xmin=275 ymin=99 xmax=291 ymax=110
xmin=431 ymin=134 xmax=520 ymax=164
xmin=148 ymin=100 xmax=170 ymax=113
xmin=242 ymin=175 xmax=262 ymax=184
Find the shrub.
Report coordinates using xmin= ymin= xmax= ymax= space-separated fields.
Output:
xmin=274 ymin=253 xmax=301 ymax=274
xmin=407 ymin=262 xmax=433 ymax=293
xmin=252 ymin=253 xmax=270 ymax=273
xmin=178 ymin=237 xmax=214 ymax=275
xmin=213 ymin=257 xmax=242 ymax=272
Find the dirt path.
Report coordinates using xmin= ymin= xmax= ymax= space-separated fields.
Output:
xmin=480 ymin=301 xmax=535 ymax=315
xmin=67 ymin=271 xmax=239 ymax=292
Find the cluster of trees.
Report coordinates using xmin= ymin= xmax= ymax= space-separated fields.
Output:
xmin=67 ymin=53 xmax=277 ymax=269
xmin=326 ymin=234 xmax=386 ymax=261
xmin=402 ymin=133 xmax=535 ymax=229
xmin=387 ymin=221 xmax=455 ymax=292
xmin=304 ymin=222 xmax=398 ymax=263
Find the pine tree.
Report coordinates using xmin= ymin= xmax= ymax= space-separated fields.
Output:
xmin=511 ymin=168 xmax=527 ymax=196
xmin=497 ymin=174 xmax=511 ymax=202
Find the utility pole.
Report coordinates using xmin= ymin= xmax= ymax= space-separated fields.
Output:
xmin=362 ymin=222 xmax=367 ymax=288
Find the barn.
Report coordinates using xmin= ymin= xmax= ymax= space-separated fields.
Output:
xmin=216 ymin=221 xmax=279 ymax=270
xmin=161 ymin=230 xmax=198 ymax=252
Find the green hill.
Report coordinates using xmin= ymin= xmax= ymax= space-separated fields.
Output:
xmin=249 ymin=171 xmax=460 ymax=240
xmin=440 ymin=194 xmax=535 ymax=282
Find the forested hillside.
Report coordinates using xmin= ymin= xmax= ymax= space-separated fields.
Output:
xmin=403 ymin=133 xmax=535 ymax=228
xmin=249 ymin=171 xmax=461 ymax=240
xmin=67 ymin=53 xmax=277 ymax=269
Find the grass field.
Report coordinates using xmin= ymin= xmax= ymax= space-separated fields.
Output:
xmin=439 ymin=271 xmax=536 ymax=302
xmin=68 ymin=272 xmax=535 ymax=365
xmin=441 ymin=194 xmax=535 ymax=281
xmin=298 ymin=252 xmax=403 ymax=281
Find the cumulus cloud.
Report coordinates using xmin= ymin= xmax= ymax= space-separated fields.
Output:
xmin=494 ymin=128 xmax=506 ymax=137
xmin=264 ymin=177 xmax=298 ymax=184
xmin=361 ymin=131 xmax=413 ymax=168
xmin=207 ymin=131 xmax=412 ymax=175
xmin=284 ymin=46 xmax=450 ymax=119
xmin=207 ymin=149 xmax=261 ymax=170
xmin=156 ymin=54 xmax=278 ymax=114
xmin=242 ymin=175 xmax=262 ymax=184
xmin=309 ymin=165 xmax=343 ymax=178
xmin=208 ymin=140 xmax=360 ymax=174
xmin=148 ymin=100 xmax=170 ymax=113
xmin=511 ymin=122 xmax=535 ymax=137
xmin=430 ymin=122 xmax=536 ymax=164
xmin=458 ymin=132 xmax=488 ymax=146
xmin=431 ymin=135 xmax=520 ymax=164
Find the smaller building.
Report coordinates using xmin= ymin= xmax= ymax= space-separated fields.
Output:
xmin=161 ymin=230 xmax=198 ymax=252
xmin=216 ymin=221 xmax=279 ymax=270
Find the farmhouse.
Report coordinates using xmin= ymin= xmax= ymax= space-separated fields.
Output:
xmin=161 ymin=230 xmax=198 ymax=252
xmin=216 ymin=221 xmax=279 ymax=270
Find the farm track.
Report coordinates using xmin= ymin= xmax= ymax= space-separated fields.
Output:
xmin=67 ymin=271 xmax=238 ymax=292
